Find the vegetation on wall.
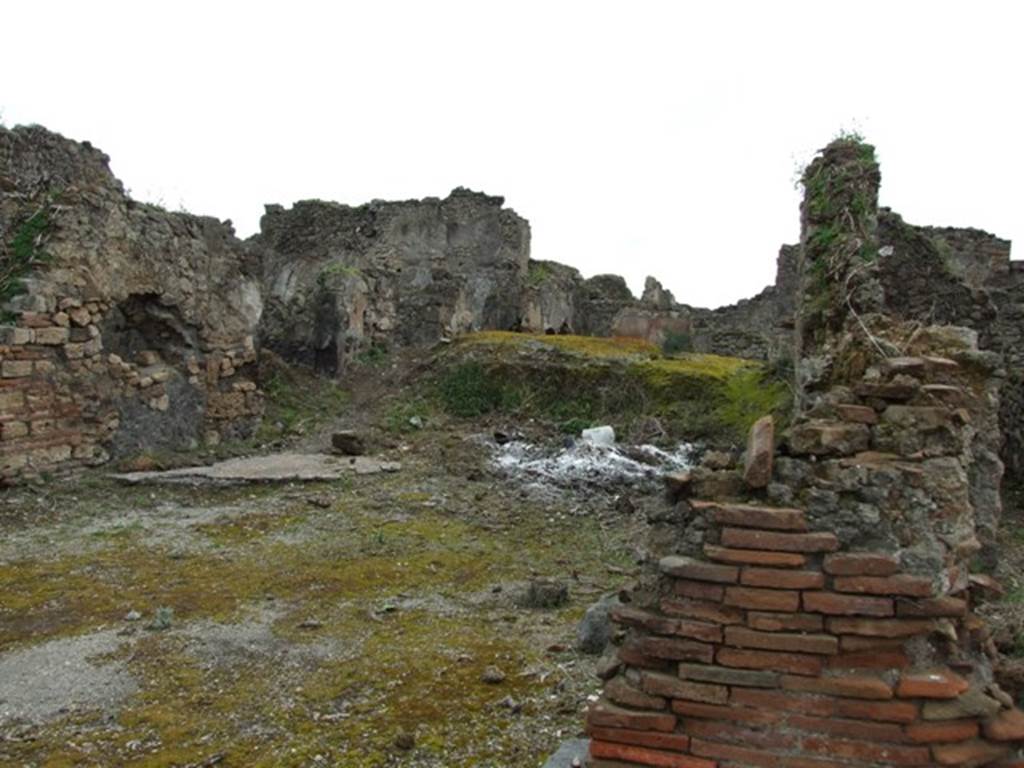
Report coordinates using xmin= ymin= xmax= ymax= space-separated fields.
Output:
xmin=799 ymin=132 xmax=880 ymax=345
xmin=1 ymin=201 xmax=54 ymax=318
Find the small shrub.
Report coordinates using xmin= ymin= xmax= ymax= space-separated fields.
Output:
xmin=661 ymin=330 xmax=693 ymax=355
xmin=716 ymin=366 xmax=791 ymax=437
xmin=356 ymin=344 xmax=389 ymax=366
xmin=256 ymin=364 xmax=348 ymax=441
xmin=438 ymin=362 xmax=517 ymax=417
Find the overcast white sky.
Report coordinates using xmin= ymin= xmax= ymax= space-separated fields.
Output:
xmin=2 ymin=1 xmax=1020 ymax=307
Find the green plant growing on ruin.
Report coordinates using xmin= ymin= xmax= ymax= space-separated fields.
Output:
xmin=256 ymin=366 xmax=349 ymax=441
xmin=315 ymin=262 xmax=362 ymax=292
xmin=1 ymin=203 xmax=53 ymax=318
xmin=438 ymin=362 xmax=520 ymax=417
xmin=527 ymin=262 xmax=552 ymax=287
xmin=356 ymin=343 xmax=389 ymax=366
xmin=661 ymin=330 xmax=693 ymax=355
xmin=715 ymin=366 xmax=790 ymax=436
xmin=799 ymin=132 xmax=880 ymax=344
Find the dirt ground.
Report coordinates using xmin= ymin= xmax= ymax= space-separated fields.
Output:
xmin=0 ymin=355 xmax=654 ymax=767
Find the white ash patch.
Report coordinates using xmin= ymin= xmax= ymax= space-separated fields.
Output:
xmin=492 ymin=439 xmax=694 ymax=490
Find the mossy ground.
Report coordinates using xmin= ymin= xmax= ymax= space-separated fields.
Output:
xmin=0 ymin=333 xmax=787 ymax=765
xmin=0 ymin=420 xmax=640 ymax=766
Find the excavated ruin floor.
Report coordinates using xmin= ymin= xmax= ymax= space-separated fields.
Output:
xmin=0 ymin=418 xmax=649 ymax=767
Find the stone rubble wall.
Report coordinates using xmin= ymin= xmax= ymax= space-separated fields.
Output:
xmin=1 ymin=124 xmax=1020 ymax=487
xmin=587 ymin=346 xmax=1024 ymax=768
xmin=586 ymin=136 xmax=1023 ymax=767
xmin=0 ymin=125 xmax=263 ymax=482
xmin=255 ymin=189 xmax=532 ymax=375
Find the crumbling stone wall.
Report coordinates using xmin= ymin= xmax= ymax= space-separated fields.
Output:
xmin=2 ymin=124 xmax=1019 ymax=490
xmin=0 ymin=125 xmax=263 ymax=481
xmin=586 ymin=137 xmax=1024 ymax=767
xmin=609 ymin=247 xmax=798 ymax=362
xmin=256 ymin=189 xmax=531 ymax=375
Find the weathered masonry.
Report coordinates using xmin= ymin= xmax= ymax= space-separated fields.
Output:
xmin=1 ymin=125 xmax=1018 ymax=491
xmin=0 ymin=126 xmax=264 ymax=480
xmin=586 ymin=138 xmax=1024 ymax=767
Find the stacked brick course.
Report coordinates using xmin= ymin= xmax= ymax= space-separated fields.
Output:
xmin=0 ymin=297 xmax=261 ymax=481
xmin=588 ymin=496 xmax=1024 ymax=767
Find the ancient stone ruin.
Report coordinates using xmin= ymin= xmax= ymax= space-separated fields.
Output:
xmin=0 ymin=126 xmax=264 ymax=478
xmin=2 ymin=122 xmax=1024 ymax=766
xmin=3 ymin=125 xmax=1020 ymax=491
xmin=585 ymin=139 xmax=1024 ymax=766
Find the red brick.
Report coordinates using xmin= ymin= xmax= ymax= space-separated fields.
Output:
xmin=660 ymin=597 xmax=744 ymax=625
xmin=721 ymin=528 xmax=839 ymax=553
xmin=688 ymin=739 xmax=784 ymax=768
xmin=618 ymin=641 xmax=673 ymax=671
xmin=635 ymin=635 xmax=714 ymax=664
xmin=677 ymin=662 xmax=780 ymax=689
xmin=896 ymin=670 xmax=969 ymax=699
xmin=611 ymin=605 xmax=678 ymax=635
xmin=590 ymin=740 xmax=715 ymax=768
xmin=730 ymin=688 xmax=834 ymax=717
xmin=782 ymin=674 xmax=894 ymax=700
xmin=689 ymin=738 xmax=847 ymax=768
xmin=693 ymin=500 xmax=808 ymax=531
xmin=684 ymin=720 xmax=798 ymax=750
xmin=674 ymin=579 xmax=725 ymax=602
xmin=932 ymin=739 xmax=1011 ymax=766
xmin=747 ymin=611 xmax=824 ymax=632
xmin=803 ymin=591 xmax=894 ymax=617
xmin=827 ymin=618 xmax=934 ymax=638
xmin=606 ymin=676 xmax=668 ymax=710
xmin=904 ymin=720 xmax=978 ymax=743
xmin=823 ymin=553 xmax=900 ymax=576
xmin=839 ymin=635 xmax=908 ymax=652
xmin=641 ymin=671 xmax=728 ymax=704
xmin=704 ymin=544 xmax=807 ymax=568
xmin=834 ymin=575 xmax=934 ymax=597
xmin=660 ymin=555 xmax=739 ymax=584
xmin=587 ymin=700 xmax=677 ymax=732
xmin=724 ymin=586 xmax=800 ymax=612
xmin=717 ymin=647 xmax=823 ymax=677
xmin=671 ymin=700 xmax=782 ymax=726
xmin=786 ymin=713 xmax=906 ymax=742
xmin=587 ymin=726 xmax=690 ymax=753
xmin=740 ymin=567 xmax=826 ymax=590
xmin=724 ymin=626 xmax=838 ymax=655
xmin=800 ymin=735 xmax=930 ymax=765
xmin=828 ymin=648 xmax=910 ymax=670
xmin=835 ymin=698 xmax=919 ymax=723
xmin=984 ymin=708 xmax=1024 ymax=741
xmin=674 ymin=618 xmax=724 ymax=643
xmin=896 ymin=596 xmax=967 ymax=617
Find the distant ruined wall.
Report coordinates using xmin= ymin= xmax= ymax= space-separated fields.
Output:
xmin=256 ymin=190 xmax=531 ymax=375
xmin=0 ymin=125 xmax=263 ymax=482
xmin=609 ymin=246 xmax=798 ymax=362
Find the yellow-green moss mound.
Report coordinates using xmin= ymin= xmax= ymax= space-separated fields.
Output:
xmin=436 ymin=332 xmax=790 ymax=444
